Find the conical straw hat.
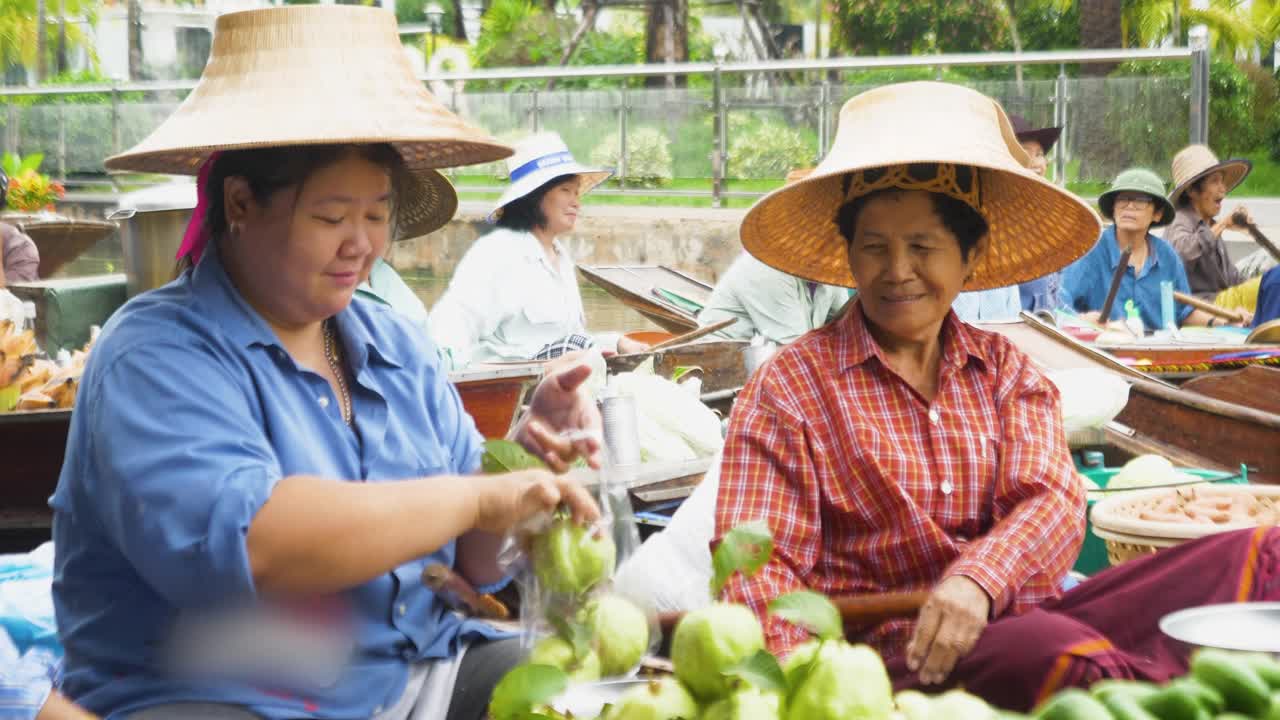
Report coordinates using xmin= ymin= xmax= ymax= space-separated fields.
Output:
xmin=1168 ymin=144 xmax=1251 ymax=205
xmin=740 ymin=82 xmax=1101 ymax=291
xmin=104 ymin=6 xmax=512 ymax=238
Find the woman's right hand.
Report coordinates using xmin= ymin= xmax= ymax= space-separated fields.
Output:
xmin=473 ymin=469 xmax=601 ymax=535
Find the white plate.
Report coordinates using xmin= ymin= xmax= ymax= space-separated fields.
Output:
xmin=1159 ymin=602 xmax=1280 ymax=653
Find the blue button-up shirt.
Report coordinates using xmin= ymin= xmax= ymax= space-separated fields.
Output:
xmin=1256 ymin=265 xmax=1280 ymax=327
xmin=49 ymin=247 xmax=504 ymax=719
xmin=951 ymin=285 xmax=1022 ymax=323
xmin=1061 ymin=226 xmax=1194 ymax=330
xmin=1018 ymin=272 xmax=1063 ymax=313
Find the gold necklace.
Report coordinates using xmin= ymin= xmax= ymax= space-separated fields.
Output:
xmin=322 ymin=319 xmax=353 ymax=426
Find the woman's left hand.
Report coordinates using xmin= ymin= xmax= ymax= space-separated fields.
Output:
xmin=905 ymin=575 xmax=991 ymax=685
xmin=512 ymin=353 xmax=603 ymax=472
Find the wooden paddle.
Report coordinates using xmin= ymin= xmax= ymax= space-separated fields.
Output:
xmin=657 ymin=590 xmax=929 ymax=636
xmin=1234 ymin=212 xmax=1280 ymax=265
xmin=1097 ymin=247 xmax=1133 ymax=324
xmin=645 ymin=318 xmax=737 ymax=351
xmin=1172 ymin=290 xmax=1248 ymax=324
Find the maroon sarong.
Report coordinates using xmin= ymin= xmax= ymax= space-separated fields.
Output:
xmin=882 ymin=527 xmax=1280 ymax=712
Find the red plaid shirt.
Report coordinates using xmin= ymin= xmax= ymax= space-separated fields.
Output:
xmin=715 ymin=301 xmax=1085 ymax=659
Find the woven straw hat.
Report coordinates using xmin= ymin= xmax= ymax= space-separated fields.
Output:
xmin=1099 ymin=167 xmax=1176 ymax=227
xmin=104 ymin=6 xmax=513 ymax=239
xmin=1169 ymin=144 xmax=1251 ymax=205
xmin=739 ymin=82 xmax=1101 ymax=290
xmin=488 ymin=133 xmax=611 ymax=223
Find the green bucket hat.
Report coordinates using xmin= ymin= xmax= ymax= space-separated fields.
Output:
xmin=1098 ymin=167 xmax=1176 ymax=227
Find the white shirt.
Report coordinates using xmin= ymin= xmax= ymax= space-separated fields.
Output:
xmin=698 ymin=253 xmax=851 ymax=345
xmin=429 ymin=227 xmax=596 ymax=369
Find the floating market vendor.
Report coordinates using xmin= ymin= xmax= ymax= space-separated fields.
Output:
xmin=0 ymin=168 xmax=41 ymax=288
xmin=1008 ymin=113 xmax=1065 ymax=313
xmin=429 ymin=133 xmax=648 ymax=369
xmin=716 ymin=81 xmax=1280 ymax=712
xmin=1166 ymin=144 xmax=1259 ymax=322
xmin=50 ymin=8 xmax=604 ymax=719
xmin=1062 ymin=167 xmax=1225 ymax=329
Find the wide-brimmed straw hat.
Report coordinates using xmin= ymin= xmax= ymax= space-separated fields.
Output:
xmin=1008 ymin=113 xmax=1062 ymax=153
xmin=105 ymin=6 xmax=513 ymax=239
xmin=1169 ymin=144 xmax=1251 ymax=205
xmin=1098 ymin=168 xmax=1176 ymax=227
xmin=739 ymin=82 xmax=1101 ymax=290
xmin=488 ymin=133 xmax=611 ymax=223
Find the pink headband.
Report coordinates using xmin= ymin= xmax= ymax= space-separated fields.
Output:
xmin=176 ymin=152 xmax=222 ymax=264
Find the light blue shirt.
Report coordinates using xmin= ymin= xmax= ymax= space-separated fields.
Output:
xmin=951 ymin=285 xmax=1022 ymax=323
xmin=50 ymin=246 xmax=504 ymax=718
xmin=1062 ymin=226 xmax=1194 ymax=330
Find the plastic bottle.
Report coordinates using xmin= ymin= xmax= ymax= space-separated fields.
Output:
xmin=1123 ymin=299 xmax=1145 ymax=339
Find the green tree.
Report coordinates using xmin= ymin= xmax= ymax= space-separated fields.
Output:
xmin=829 ymin=0 xmax=1011 ymax=55
xmin=1121 ymin=0 xmax=1273 ymax=57
xmin=0 ymin=0 xmax=99 ymax=74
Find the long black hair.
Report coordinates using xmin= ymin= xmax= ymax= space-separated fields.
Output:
xmin=494 ymin=174 xmax=576 ymax=232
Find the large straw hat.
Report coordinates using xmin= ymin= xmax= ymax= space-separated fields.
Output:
xmin=1169 ymin=144 xmax=1251 ymax=205
xmin=1099 ymin=167 xmax=1176 ymax=227
xmin=105 ymin=6 xmax=513 ymax=238
xmin=739 ymin=82 xmax=1101 ymax=290
xmin=489 ymin=133 xmax=611 ymax=223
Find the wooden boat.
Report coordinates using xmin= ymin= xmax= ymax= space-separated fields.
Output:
xmin=0 ymin=366 xmax=542 ymax=533
xmin=1095 ymin=342 xmax=1280 ymax=381
xmin=578 ymin=265 xmax=712 ymax=334
xmin=985 ymin=315 xmax=1280 ymax=484
xmin=607 ymin=339 xmax=749 ymax=399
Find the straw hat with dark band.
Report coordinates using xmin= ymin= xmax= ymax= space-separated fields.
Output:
xmin=1008 ymin=113 xmax=1062 ymax=153
xmin=104 ymin=6 xmax=512 ymax=239
xmin=739 ymin=82 xmax=1101 ymax=291
xmin=1169 ymin=144 xmax=1252 ymax=205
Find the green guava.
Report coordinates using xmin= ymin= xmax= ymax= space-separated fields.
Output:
xmin=528 ymin=636 xmax=602 ymax=682
xmin=784 ymin=640 xmax=894 ymax=720
xmin=532 ymin=515 xmax=616 ymax=595
xmin=581 ymin=593 xmax=651 ymax=676
xmin=780 ymin=639 xmax=820 ymax=689
xmin=670 ymin=602 xmax=765 ymax=702
xmin=929 ymin=689 xmax=998 ymax=720
xmin=601 ymin=677 xmax=700 ymax=720
xmin=701 ymin=686 xmax=784 ymax=720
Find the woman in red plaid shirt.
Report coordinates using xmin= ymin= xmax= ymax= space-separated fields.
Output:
xmin=716 ymin=81 xmax=1280 ymax=711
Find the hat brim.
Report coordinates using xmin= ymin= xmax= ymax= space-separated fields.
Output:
xmin=1169 ymin=159 xmax=1252 ymax=205
xmin=396 ymin=167 xmax=459 ymax=240
xmin=740 ymin=162 xmax=1101 ymax=292
xmin=1015 ymin=127 xmax=1062 ymax=153
xmin=1098 ymin=190 xmax=1176 ymax=228
xmin=487 ymin=164 xmax=613 ymax=223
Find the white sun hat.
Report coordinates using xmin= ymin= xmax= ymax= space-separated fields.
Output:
xmin=488 ymin=132 xmax=612 ymax=223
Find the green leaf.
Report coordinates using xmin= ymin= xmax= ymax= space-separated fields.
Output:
xmin=710 ymin=520 xmax=774 ymax=598
xmin=671 ymin=365 xmax=702 ymax=383
xmin=19 ymin=153 xmax=43 ymax=174
xmin=488 ymin=664 xmax=568 ymax=720
xmin=482 ymin=438 xmax=548 ymax=473
xmin=768 ymin=591 xmax=842 ymax=641
xmin=1 ymin=153 xmax=18 ymax=178
xmin=723 ymin=649 xmax=787 ymax=693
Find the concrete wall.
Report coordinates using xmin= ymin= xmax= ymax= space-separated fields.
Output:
xmin=385 ymin=201 xmax=749 ymax=282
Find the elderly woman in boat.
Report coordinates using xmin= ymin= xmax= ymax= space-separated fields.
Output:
xmin=1062 ymin=167 xmax=1225 ymax=329
xmin=50 ymin=8 xmax=604 ymax=720
xmin=716 ymin=81 xmax=1280 ymax=712
xmin=429 ymin=132 xmax=648 ymax=369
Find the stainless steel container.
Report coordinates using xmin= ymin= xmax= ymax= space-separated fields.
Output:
xmin=114 ymin=181 xmax=198 ymax=297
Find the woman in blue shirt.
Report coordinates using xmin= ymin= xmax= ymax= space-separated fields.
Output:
xmin=50 ymin=8 xmax=602 ymax=720
xmin=1063 ymin=168 xmax=1219 ymax=330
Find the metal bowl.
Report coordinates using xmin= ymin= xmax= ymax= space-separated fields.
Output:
xmin=548 ymin=679 xmax=651 ymax=718
xmin=1159 ymin=602 xmax=1280 ymax=654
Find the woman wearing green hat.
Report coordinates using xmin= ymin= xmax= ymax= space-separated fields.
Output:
xmin=1062 ymin=168 xmax=1220 ymax=329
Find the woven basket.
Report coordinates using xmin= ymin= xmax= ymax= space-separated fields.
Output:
xmin=3 ymin=213 xmax=118 ymax=278
xmin=1091 ymin=485 xmax=1280 ymax=566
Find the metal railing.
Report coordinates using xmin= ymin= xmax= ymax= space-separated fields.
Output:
xmin=0 ymin=47 xmax=1208 ymax=207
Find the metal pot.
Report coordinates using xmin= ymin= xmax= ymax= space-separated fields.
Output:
xmin=112 ymin=180 xmax=197 ymax=297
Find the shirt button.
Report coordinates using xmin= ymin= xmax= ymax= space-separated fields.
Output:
xmin=928 ymin=409 xmax=940 ymax=424
xmin=373 ymin=705 xmax=383 ymax=716
xmin=398 ymin=603 xmax=408 ymax=617
xmin=318 ymin=396 xmax=330 ymax=408
xmin=940 ymin=480 xmax=954 ymax=495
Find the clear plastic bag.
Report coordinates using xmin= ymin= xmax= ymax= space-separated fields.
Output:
xmin=498 ymin=440 xmax=661 ymax=682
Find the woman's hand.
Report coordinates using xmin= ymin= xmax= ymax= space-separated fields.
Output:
xmin=906 ymin=575 xmax=991 ymax=685
xmin=473 ymin=468 xmax=601 ymax=534
xmin=513 ymin=353 xmax=604 ymax=471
